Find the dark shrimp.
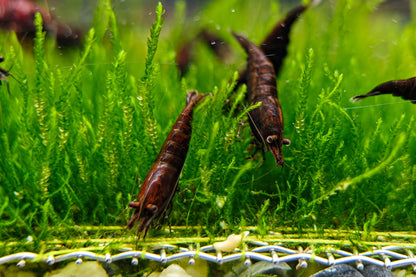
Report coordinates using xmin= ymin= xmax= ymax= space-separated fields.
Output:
xmin=176 ymin=41 xmax=194 ymax=76
xmin=260 ymin=3 xmax=309 ymax=75
xmin=235 ymin=2 xmax=311 ymax=89
xmin=0 ymin=56 xmax=17 ymax=94
xmin=176 ymin=29 xmax=230 ymax=76
xmin=351 ymin=77 xmax=416 ymax=104
xmin=233 ymin=33 xmax=290 ymax=167
xmin=197 ymin=29 xmax=231 ymax=62
xmin=0 ymin=0 xmax=81 ymax=47
xmin=0 ymin=56 xmax=11 ymax=82
xmin=127 ymin=90 xmax=207 ymax=238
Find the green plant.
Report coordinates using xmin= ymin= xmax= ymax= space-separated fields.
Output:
xmin=0 ymin=0 xmax=415 ymax=248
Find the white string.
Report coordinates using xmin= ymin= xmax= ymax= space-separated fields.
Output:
xmin=343 ymin=101 xmax=410 ymax=110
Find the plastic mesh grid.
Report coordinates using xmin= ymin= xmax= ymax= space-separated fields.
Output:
xmin=1 ymin=227 xmax=416 ymax=273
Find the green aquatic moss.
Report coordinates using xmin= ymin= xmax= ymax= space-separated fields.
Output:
xmin=0 ymin=0 xmax=415 ymax=247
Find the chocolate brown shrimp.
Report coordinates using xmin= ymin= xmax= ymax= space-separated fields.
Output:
xmin=0 ymin=56 xmax=21 ymax=94
xmin=127 ymin=91 xmax=207 ymax=238
xmin=0 ymin=56 xmax=11 ymax=86
xmin=176 ymin=29 xmax=230 ymax=76
xmin=351 ymin=77 xmax=416 ymax=104
xmin=235 ymin=2 xmax=311 ymax=89
xmin=198 ymin=29 xmax=231 ymax=62
xmin=176 ymin=42 xmax=193 ymax=76
xmin=233 ymin=33 xmax=290 ymax=167
xmin=0 ymin=0 xmax=81 ymax=47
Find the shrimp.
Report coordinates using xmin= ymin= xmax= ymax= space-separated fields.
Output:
xmin=0 ymin=56 xmax=11 ymax=85
xmin=351 ymin=77 xmax=416 ymax=104
xmin=233 ymin=33 xmax=290 ymax=167
xmin=197 ymin=29 xmax=231 ymax=62
xmin=235 ymin=2 xmax=311 ymax=89
xmin=127 ymin=90 xmax=207 ymax=237
xmin=0 ymin=56 xmax=20 ymax=94
xmin=0 ymin=0 xmax=81 ymax=47
xmin=176 ymin=41 xmax=194 ymax=77
xmin=176 ymin=29 xmax=230 ymax=77
xmin=259 ymin=3 xmax=310 ymax=76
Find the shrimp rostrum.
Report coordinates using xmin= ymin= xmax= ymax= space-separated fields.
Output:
xmin=127 ymin=91 xmax=207 ymax=238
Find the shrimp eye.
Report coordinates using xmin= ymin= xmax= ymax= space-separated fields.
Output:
xmin=146 ymin=204 xmax=158 ymax=213
xmin=128 ymin=201 xmax=141 ymax=208
xmin=266 ymin=135 xmax=278 ymax=144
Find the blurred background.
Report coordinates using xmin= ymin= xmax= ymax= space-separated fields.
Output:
xmin=44 ymin=0 xmax=412 ymax=29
